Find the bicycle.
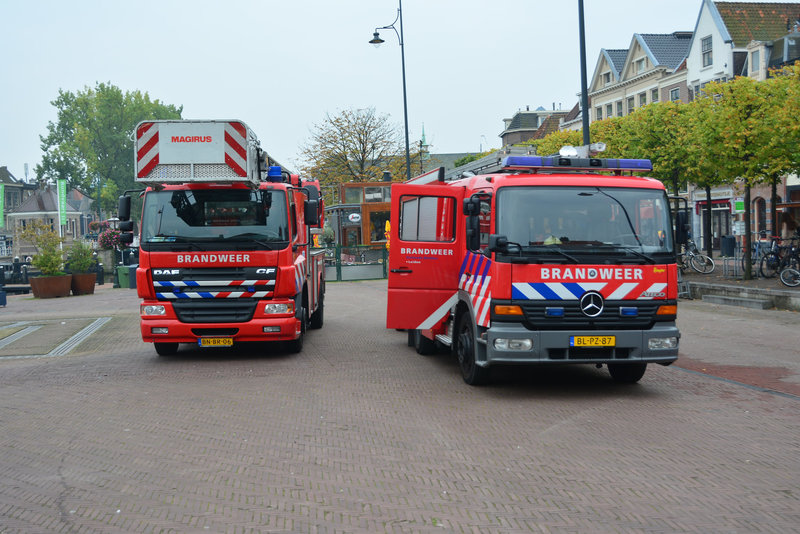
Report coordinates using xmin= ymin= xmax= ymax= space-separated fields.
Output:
xmin=741 ymin=230 xmax=769 ymax=272
xmin=678 ymin=237 xmax=715 ymax=274
xmin=779 ymin=266 xmax=800 ymax=287
xmin=760 ymin=233 xmax=800 ymax=278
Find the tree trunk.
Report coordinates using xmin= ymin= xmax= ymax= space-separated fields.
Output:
xmin=771 ymin=179 xmax=778 ymax=238
xmin=704 ymin=185 xmax=713 ymax=257
xmin=744 ymin=184 xmax=753 ymax=280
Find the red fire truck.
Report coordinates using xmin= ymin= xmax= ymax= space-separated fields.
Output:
xmin=118 ymin=119 xmax=325 ymax=356
xmin=386 ymin=149 xmax=681 ymax=385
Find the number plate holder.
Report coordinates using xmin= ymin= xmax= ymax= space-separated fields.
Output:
xmin=198 ymin=337 xmax=234 ymax=347
xmin=570 ymin=335 xmax=616 ymax=347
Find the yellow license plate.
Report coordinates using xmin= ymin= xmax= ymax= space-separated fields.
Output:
xmin=198 ymin=337 xmax=233 ymax=347
xmin=570 ymin=335 xmax=615 ymax=347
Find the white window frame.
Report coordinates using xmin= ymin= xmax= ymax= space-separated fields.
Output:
xmin=702 ymin=36 xmax=713 ymax=67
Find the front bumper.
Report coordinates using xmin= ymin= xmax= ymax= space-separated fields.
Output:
xmin=483 ymin=322 xmax=679 ymax=366
xmin=139 ymin=299 xmax=301 ymax=344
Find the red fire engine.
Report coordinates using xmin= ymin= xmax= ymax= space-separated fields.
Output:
xmin=118 ymin=120 xmax=325 ymax=355
xmin=386 ymin=149 xmax=681 ymax=385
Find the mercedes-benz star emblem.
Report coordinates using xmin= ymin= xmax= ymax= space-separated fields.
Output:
xmin=580 ymin=291 xmax=604 ymax=317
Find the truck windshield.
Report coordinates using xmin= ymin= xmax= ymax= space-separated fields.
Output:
xmin=140 ymin=189 xmax=289 ymax=250
xmin=495 ymin=186 xmax=674 ymax=263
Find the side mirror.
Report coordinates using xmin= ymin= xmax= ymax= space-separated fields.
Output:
xmin=118 ymin=195 xmax=132 ymax=221
xmin=488 ymin=234 xmax=509 ymax=253
xmin=463 ymin=197 xmax=479 ymax=216
xmin=675 ymin=210 xmax=689 ymax=245
xmin=305 ymin=199 xmax=319 ymax=226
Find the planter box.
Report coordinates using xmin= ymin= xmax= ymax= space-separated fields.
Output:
xmin=30 ymin=274 xmax=73 ymax=299
xmin=71 ymin=273 xmax=97 ymax=295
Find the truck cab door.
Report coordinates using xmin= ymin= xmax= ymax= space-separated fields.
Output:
xmin=386 ymin=184 xmax=464 ymax=330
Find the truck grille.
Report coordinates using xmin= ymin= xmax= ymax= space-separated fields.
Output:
xmin=496 ymin=300 xmax=661 ymax=330
xmin=172 ymin=300 xmax=257 ymax=323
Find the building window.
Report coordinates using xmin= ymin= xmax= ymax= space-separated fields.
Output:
xmin=651 ymin=89 xmax=659 ymax=102
xmin=750 ymin=49 xmax=760 ymax=75
xmin=670 ymin=88 xmax=681 ymax=101
xmin=344 ymin=187 xmax=363 ymax=204
xmin=702 ymin=36 xmax=713 ymax=67
xmin=636 ymin=58 xmax=646 ymax=73
xmin=603 ymin=72 xmax=611 ymax=86
xmin=606 ymin=104 xmax=613 ymax=118
xmin=595 ymin=107 xmax=603 ymax=120
xmin=755 ymin=197 xmax=767 ymax=233
xmin=639 ymin=92 xmax=647 ymax=107
xmin=627 ymin=97 xmax=635 ymax=114
xmin=616 ymin=101 xmax=623 ymax=117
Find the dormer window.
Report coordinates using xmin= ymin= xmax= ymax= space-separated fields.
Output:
xmin=603 ymin=72 xmax=612 ymax=86
xmin=636 ymin=58 xmax=646 ymax=74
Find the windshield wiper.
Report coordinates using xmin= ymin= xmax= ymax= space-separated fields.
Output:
xmin=511 ymin=245 xmax=579 ymax=264
xmin=616 ymin=246 xmax=656 ymax=264
xmin=226 ymin=232 xmax=286 ymax=249
xmin=590 ymin=243 xmax=656 ymax=264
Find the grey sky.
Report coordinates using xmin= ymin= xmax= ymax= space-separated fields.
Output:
xmin=0 ymin=0 xmax=764 ymax=180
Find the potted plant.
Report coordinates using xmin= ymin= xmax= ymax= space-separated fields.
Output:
xmin=18 ymin=220 xmax=72 ymax=298
xmin=67 ymin=240 xmax=97 ymax=295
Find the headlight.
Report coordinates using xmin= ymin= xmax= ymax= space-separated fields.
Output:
xmin=141 ymin=304 xmax=166 ymax=316
xmin=493 ymin=338 xmax=533 ymax=351
xmin=264 ymin=303 xmax=293 ymax=314
xmin=648 ymin=337 xmax=678 ymax=350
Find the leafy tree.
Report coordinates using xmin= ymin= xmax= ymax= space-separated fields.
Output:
xmin=37 ymin=82 xmax=182 ymax=216
xmin=759 ymin=63 xmax=800 ymax=235
xmin=453 ymin=151 xmax=492 ymax=168
xmin=526 ymin=129 xmax=582 ymax=156
xmin=299 ymin=108 xmax=414 ymax=204
xmin=617 ymin=101 xmax=691 ymax=196
xmin=18 ymin=220 xmax=65 ymax=276
xmin=690 ymin=75 xmax=790 ymax=278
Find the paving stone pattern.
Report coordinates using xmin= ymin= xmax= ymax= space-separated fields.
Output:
xmin=0 ymin=282 xmax=798 ymax=533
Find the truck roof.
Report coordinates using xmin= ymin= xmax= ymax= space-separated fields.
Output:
xmin=453 ymin=172 xmax=667 ymax=191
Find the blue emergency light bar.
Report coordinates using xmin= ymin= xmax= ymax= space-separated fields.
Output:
xmin=501 ymin=155 xmax=653 ymax=173
xmin=267 ymin=165 xmax=283 ymax=182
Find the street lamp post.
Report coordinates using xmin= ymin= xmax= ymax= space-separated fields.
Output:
xmin=369 ymin=0 xmax=412 ymax=182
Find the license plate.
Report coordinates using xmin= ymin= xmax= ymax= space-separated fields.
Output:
xmin=198 ymin=337 xmax=233 ymax=347
xmin=570 ymin=335 xmax=615 ymax=347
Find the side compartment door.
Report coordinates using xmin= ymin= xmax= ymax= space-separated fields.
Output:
xmin=386 ymin=184 xmax=464 ymax=330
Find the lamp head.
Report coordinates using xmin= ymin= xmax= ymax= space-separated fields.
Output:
xmin=369 ymin=31 xmax=384 ymax=47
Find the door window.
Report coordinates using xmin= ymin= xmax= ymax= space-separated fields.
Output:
xmin=399 ymin=195 xmax=456 ymax=242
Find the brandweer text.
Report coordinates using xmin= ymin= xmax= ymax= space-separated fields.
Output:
xmin=177 ymin=254 xmax=250 ymax=263
xmin=401 ymin=247 xmax=454 ymax=256
xmin=540 ymin=267 xmax=643 ymax=280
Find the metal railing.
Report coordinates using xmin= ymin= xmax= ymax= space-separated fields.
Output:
xmin=314 ymin=245 xmax=388 ymax=281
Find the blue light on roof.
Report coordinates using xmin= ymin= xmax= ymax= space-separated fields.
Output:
xmin=501 ymin=155 xmax=652 ymax=172
xmin=267 ymin=165 xmax=283 ymax=182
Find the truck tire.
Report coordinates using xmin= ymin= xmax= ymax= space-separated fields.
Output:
xmin=154 ymin=342 xmax=178 ymax=356
xmin=309 ymin=294 xmax=324 ymax=329
xmin=455 ymin=314 xmax=489 ymax=386
xmin=287 ymin=305 xmax=307 ymax=354
xmin=607 ymin=362 xmax=647 ymax=383
xmin=413 ymin=329 xmax=436 ymax=355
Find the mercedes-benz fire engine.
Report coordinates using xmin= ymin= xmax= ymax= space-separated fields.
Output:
xmin=118 ymin=119 xmax=325 ymax=356
xmin=386 ymin=150 xmax=681 ymax=385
